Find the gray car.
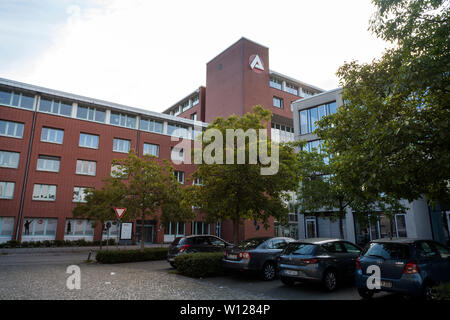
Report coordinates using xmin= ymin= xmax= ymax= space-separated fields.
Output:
xmin=223 ymin=237 xmax=295 ymax=281
xmin=278 ymin=238 xmax=362 ymax=291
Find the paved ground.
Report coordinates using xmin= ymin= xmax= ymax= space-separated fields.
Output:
xmin=0 ymin=251 xmax=398 ymax=300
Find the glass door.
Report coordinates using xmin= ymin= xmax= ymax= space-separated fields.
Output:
xmin=305 ymin=217 xmax=317 ymax=238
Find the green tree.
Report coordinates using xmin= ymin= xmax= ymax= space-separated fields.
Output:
xmin=112 ymin=154 xmax=194 ymax=250
xmin=295 ymin=144 xmax=404 ymax=239
xmin=186 ymin=106 xmax=299 ymax=245
xmin=72 ymin=179 xmax=125 ymax=250
xmin=317 ymin=0 xmax=450 ymax=203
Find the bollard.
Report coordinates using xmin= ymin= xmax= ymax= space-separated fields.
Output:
xmin=87 ymin=250 xmax=92 ymax=262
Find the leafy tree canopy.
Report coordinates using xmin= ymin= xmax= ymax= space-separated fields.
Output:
xmin=317 ymin=0 xmax=450 ymax=203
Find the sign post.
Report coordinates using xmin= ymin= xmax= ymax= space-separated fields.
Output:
xmin=114 ymin=208 xmax=127 ymax=248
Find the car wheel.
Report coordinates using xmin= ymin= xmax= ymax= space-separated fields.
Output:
xmin=281 ymin=276 xmax=296 ymax=286
xmin=261 ymin=262 xmax=276 ymax=281
xmin=323 ymin=270 xmax=338 ymax=292
xmin=422 ymin=282 xmax=435 ymax=301
xmin=357 ymin=288 xmax=374 ymax=300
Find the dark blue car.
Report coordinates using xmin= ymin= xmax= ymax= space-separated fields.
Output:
xmin=355 ymin=238 xmax=450 ymax=300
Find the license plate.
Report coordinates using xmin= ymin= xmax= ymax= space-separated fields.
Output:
xmin=227 ymin=254 xmax=237 ymax=260
xmin=285 ymin=270 xmax=298 ymax=276
xmin=381 ymin=281 xmax=392 ymax=288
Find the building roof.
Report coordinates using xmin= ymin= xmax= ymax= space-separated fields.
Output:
xmin=269 ymin=70 xmax=325 ymax=93
xmin=0 ymin=77 xmax=208 ymax=128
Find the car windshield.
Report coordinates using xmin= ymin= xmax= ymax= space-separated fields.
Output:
xmin=283 ymin=243 xmax=317 ymax=255
xmin=238 ymin=238 xmax=269 ymax=250
xmin=363 ymin=242 xmax=410 ymax=260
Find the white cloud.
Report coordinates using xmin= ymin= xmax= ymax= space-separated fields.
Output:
xmin=3 ymin=0 xmax=391 ymax=113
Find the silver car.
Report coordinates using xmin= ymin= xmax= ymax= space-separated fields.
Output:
xmin=278 ymin=238 xmax=362 ymax=291
xmin=223 ymin=237 xmax=295 ymax=281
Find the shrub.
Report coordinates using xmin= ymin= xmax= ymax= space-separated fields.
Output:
xmin=174 ymin=252 xmax=224 ymax=278
xmin=433 ymin=283 xmax=450 ymax=300
xmin=95 ymin=247 xmax=168 ymax=264
xmin=6 ymin=240 xmax=20 ymax=248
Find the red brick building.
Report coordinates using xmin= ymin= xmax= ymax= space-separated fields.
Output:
xmin=0 ymin=38 xmax=322 ymax=244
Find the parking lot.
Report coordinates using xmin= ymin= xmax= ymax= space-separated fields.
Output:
xmin=0 ymin=251 xmax=398 ymax=300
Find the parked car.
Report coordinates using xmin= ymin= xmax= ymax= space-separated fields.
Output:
xmin=167 ymin=235 xmax=232 ymax=268
xmin=222 ymin=237 xmax=295 ymax=281
xmin=278 ymin=238 xmax=362 ymax=291
xmin=355 ymin=238 xmax=450 ymax=300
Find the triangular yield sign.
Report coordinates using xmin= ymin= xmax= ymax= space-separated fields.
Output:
xmin=114 ymin=207 xmax=127 ymax=220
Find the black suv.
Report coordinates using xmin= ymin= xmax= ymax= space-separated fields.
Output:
xmin=167 ymin=235 xmax=232 ymax=268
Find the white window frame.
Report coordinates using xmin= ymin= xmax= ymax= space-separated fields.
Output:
xmin=0 ymin=181 xmax=15 ymax=199
xmin=72 ymin=186 xmax=92 ymax=203
xmin=22 ymin=218 xmax=58 ymax=236
xmin=0 ymin=151 xmax=20 ymax=168
xmin=305 ymin=216 xmax=317 ymax=238
xmin=174 ymin=171 xmax=184 ymax=184
xmin=0 ymin=120 xmax=24 ymax=139
xmin=41 ymin=127 xmax=64 ymax=144
xmin=76 ymin=160 xmax=96 ymax=176
xmin=32 ymin=184 xmax=57 ymax=201
xmin=143 ymin=143 xmax=159 ymax=157
xmin=113 ymin=138 xmax=131 ymax=153
xmin=79 ymin=133 xmax=99 ymax=149
xmin=36 ymin=155 xmax=60 ymax=173
xmin=65 ymin=219 xmax=94 ymax=236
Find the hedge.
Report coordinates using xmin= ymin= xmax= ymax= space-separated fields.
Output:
xmin=433 ymin=283 xmax=450 ymax=300
xmin=174 ymin=252 xmax=224 ymax=278
xmin=0 ymin=239 xmax=116 ymax=249
xmin=95 ymin=247 xmax=168 ymax=264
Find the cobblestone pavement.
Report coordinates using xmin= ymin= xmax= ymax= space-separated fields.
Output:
xmin=0 ymin=252 xmax=390 ymax=300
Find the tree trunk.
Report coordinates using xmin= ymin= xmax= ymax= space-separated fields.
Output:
xmin=140 ymin=213 xmax=145 ymax=251
xmin=338 ymin=199 xmax=345 ymax=240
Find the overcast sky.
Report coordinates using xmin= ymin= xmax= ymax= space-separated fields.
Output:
xmin=0 ymin=0 xmax=390 ymax=113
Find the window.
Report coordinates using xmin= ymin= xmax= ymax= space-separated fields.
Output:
xmin=0 ymin=182 xmax=15 ymax=199
xmin=285 ymin=83 xmax=298 ymax=95
xmin=192 ymin=95 xmax=199 ymax=106
xmin=0 ymin=120 xmax=24 ymax=139
xmin=41 ymin=127 xmax=64 ymax=144
xmin=267 ymin=239 xmax=287 ymax=249
xmin=299 ymin=102 xmax=337 ymax=135
xmin=0 ymin=151 xmax=19 ymax=168
xmin=273 ymin=97 xmax=283 ymax=109
xmin=76 ymin=160 xmax=96 ymax=176
xmin=0 ymin=217 xmax=14 ymax=237
xmin=299 ymin=110 xmax=308 ymax=134
xmin=305 ymin=217 xmax=317 ymax=238
xmin=171 ymin=147 xmax=184 ymax=163
xmin=322 ymin=242 xmax=345 ymax=253
xmin=309 ymin=107 xmax=319 ymax=132
xmin=191 ymin=222 xmax=210 ymax=235
xmin=111 ymin=164 xmax=127 ymax=178
xmin=191 ymin=113 xmax=197 ymax=121
xmin=341 ymin=242 xmax=361 ymax=254
xmin=32 ymin=184 xmax=57 ymax=201
xmin=140 ymin=118 xmax=163 ymax=133
xmin=37 ymin=156 xmax=60 ymax=172
xmin=174 ymin=171 xmax=184 ymax=184
xmin=22 ymin=218 xmax=57 ymax=236
xmin=73 ymin=187 xmax=92 ymax=203
xmin=65 ymin=219 xmax=94 ymax=236
xmin=143 ymin=143 xmax=159 ymax=157
xmin=113 ymin=138 xmax=130 ymax=153
xmin=79 ymin=133 xmax=99 ymax=149
xmin=39 ymin=98 xmax=72 ymax=116
xmin=270 ymin=77 xmax=282 ymax=90
xmin=110 ymin=112 xmax=136 ymax=128
xmin=167 ymin=123 xmax=189 ymax=138
xmin=181 ymin=100 xmax=190 ymax=112
xmin=328 ymin=101 xmax=337 ymax=114
xmin=164 ymin=222 xmax=185 ymax=236
xmin=76 ymin=105 xmax=106 ymax=123
xmin=0 ymin=88 xmax=34 ymax=110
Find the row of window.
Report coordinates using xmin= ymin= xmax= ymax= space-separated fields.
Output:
xmin=172 ymin=95 xmax=200 ymax=116
xmin=299 ymin=101 xmax=337 ymax=134
xmin=0 ymin=166 xmax=186 ymax=200
xmin=269 ymin=77 xmax=317 ymax=97
xmin=0 ymin=87 xmax=197 ymax=136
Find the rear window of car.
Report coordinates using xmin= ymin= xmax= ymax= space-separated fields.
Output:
xmin=283 ymin=243 xmax=317 ymax=255
xmin=238 ymin=238 xmax=269 ymax=250
xmin=172 ymin=237 xmax=183 ymax=245
xmin=363 ymin=242 xmax=410 ymax=260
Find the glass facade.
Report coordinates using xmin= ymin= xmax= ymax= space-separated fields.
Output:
xmin=299 ymin=101 xmax=338 ymax=134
